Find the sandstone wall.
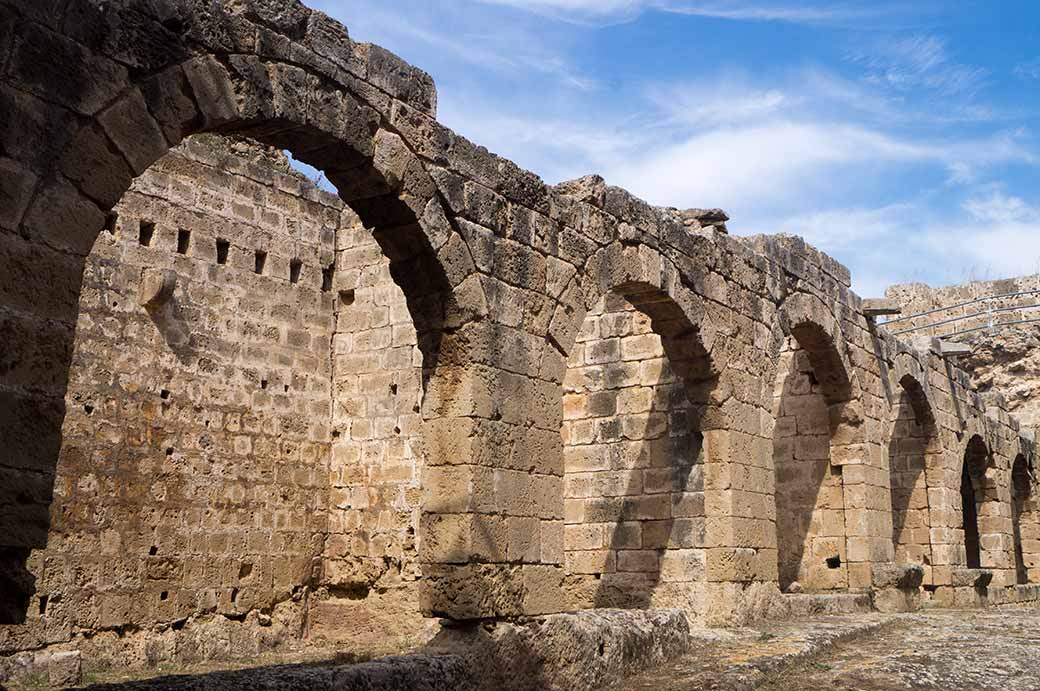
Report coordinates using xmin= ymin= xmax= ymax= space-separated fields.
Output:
xmin=772 ymin=345 xmax=847 ymax=592
xmin=562 ymin=291 xmax=707 ymax=616
xmin=885 ymin=276 xmax=1040 ymax=429
xmin=1 ymin=1 xmax=1039 ymax=685
xmin=0 ymin=134 xmax=438 ymax=673
xmin=314 ymin=208 xmax=430 ymax=647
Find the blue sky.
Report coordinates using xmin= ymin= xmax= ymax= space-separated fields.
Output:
xmin=302 ymin=0 xmax=1040 ymax=296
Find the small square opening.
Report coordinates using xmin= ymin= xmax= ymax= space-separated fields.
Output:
xmin=339 ymin=289 xmax=355 ymax=306
xmin=216 ymin=239 xmax=230 ymax=265
xmin=139 ymin=220 xmax=155 ymax=246
xmin=176 ymin=229 xmax=191 ymax=255
xmin=289 ymin=258 xmax=303 ymax=284
xmin=254 ymin=250 xmax=267 ymax=275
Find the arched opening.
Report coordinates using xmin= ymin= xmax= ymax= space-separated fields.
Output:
xmin=888 ymin=374 xmax=938 ymax=581
xmin=0 ymin=51 xmax=459 ymax=666
xmin=961 ymin=436 xmax=989 ymax=570
xmin=1011 ymin=454 xmax=1034 ymax=585
xmin=561 ymin=284 xmax=716 ymax=617
xmin=772 ymin=321 xmax=857 ymax=593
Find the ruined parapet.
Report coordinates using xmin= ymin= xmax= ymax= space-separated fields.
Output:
xmin=885 ymin=275 xmax=1040 ymax=429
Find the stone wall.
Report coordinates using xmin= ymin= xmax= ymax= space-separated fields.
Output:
xmin=885 ymin=276 xmax=1040 ymax=429
xmin=314 ymin=207 xmax=430 ymax=647
xmin=1 ymin=0 xmax=1040 ymax=685
xmin=0 ymin=134 xmax=341 ymax=667
xmin=0 ymin=134 xmax=436 ymax=674
xmin=562 ymin=290 xmax=708 ymax=616
xmin=772 ymin=344 xmax=847 ymax=593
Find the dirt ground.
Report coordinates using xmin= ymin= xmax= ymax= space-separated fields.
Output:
xmin=9 ymin=606 xmax=1040 ymax=690
xmin=620 ymin=605 xmax=1040 ymax=691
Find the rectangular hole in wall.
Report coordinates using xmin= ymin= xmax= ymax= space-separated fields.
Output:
xmin=176 ymin=229 xmax=191 ymax=255
xmin=38 ymin=595 xmax=47 ymax=616
xmin=104 ymin=213 xmax=118 ymax=235
xmin=289 ymin=258 xmax=303 ymax=284
xmin=321 ymin=263 xmax=335 ymax=292
xmin=254 ymin=250 xmax=267 ymax=275
xmin=216 ymin=239 xmax=230 ymax=265
xmin=339 ymin=289 xmax=355 ymax=306
xmin=139 ymin=220 xmax=155 ymax=246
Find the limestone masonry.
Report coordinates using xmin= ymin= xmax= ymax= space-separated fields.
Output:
xmin=0 ymin=0 xmax=1037 ymax=688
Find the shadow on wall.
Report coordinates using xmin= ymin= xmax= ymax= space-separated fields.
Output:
xmin=771 ymin=320 xmax=861 ymax=594
xmin=561 ymin=284 xmax=716 ymax=615
xmin=0 ymin=0 xmax=460 ymax=626
xmin=1011 ymin=454 xmax=1032 ymax=584
xmin=888 ymin=376 xmax=937 ymax=581
xmin=772 ymin=342 xmax=837 ymax=592
xmin=146 ymin=295 xmax=198 ymax=365
xmin=961 ymin=435 xmax=989 ymax=570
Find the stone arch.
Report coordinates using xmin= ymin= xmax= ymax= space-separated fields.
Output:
xmin=769 ymin=291 xmax=864 ymax=593
xmin=560 ymin=280 xmax=717 ymax=615
xmin=959 ymin=434 xmax=992 ymax=569
xmin=553 ymin=241 xmax=773 ymax=620
xmin=1011 ymin=453 xmax=1037 ymax=584
xmin=887 ymin=357 xmax=941 ymax=583
xmin=0 ymin=3 xmax=482 ymax=624
xmin=561 ymin=245 xmax=723 ymax=611
xmin=551 ymin=243 xmax=722 ymax=387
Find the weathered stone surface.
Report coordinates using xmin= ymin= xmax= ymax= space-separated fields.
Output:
xmin=872 ymin=563 xmax=924 ymax=590
xmin=1 ymin=0 xmax=1039 ymax=686
xmin=620 ymin=607 xmax=1040 ymax=691
xmin=70 ymin=608 xmax=690 ymax=691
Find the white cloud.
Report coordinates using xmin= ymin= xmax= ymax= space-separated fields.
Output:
xmin=602 ymin=121 xmax=931 ymax=208
xmin=597 ymin=118 xmax=1032 ymax=210
xmin=963 ymin=191 xmax=1040 ymax=224
xmin=437 ymin=103 xmax=638 ymax=182
xmin=916 ymin=221 xmax=1040 ymax=286
xmin=773 ymin=202 xmax=912 ymax=251
xmin=476 ymin=0 xmax=875 ymax=25
xmin=750 ymin=194 xmax=1040 ymax=297
xmin=662 ymin=2 xmax=871 ymax=23
xmin=847 ymin=34 xmax=988 ymax=96
xmin=646 ymin=80 xmax=791 ymax=127
xmin=1015 ymin=58 xmax=1040 ymax=80
xmin=309 ymin=0 xmax=597 ymax=90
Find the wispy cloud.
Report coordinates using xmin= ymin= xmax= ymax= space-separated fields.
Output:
xmin=298 ymin=1 xmax=1039 ymax=296
xmin=646 ymin=79 xmax=791 ymax=127
xmin=477 ymin=0 xmax=877 ymax=26
xmin=847 ymin=34 xmax=987 ymax=95
xmin=963 ymin=190 xmax=1040 ymax=224
xmin=663 ymin=2 xmax=871 ymax=23
xmin=390 ymin=17 xmax=597 ymax=90
xmin=310 ymin=0 xmax=597 ymax=90
xmin=766 ymin=192 xmax=1040 ymax=295
xmin=1015 ymin=58 xmax=1040 ymax=80
xmin=914 ymin=195 xmax=1040 ymax=285
xmin=600 ymin=120 xmax=1033 ymax=210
